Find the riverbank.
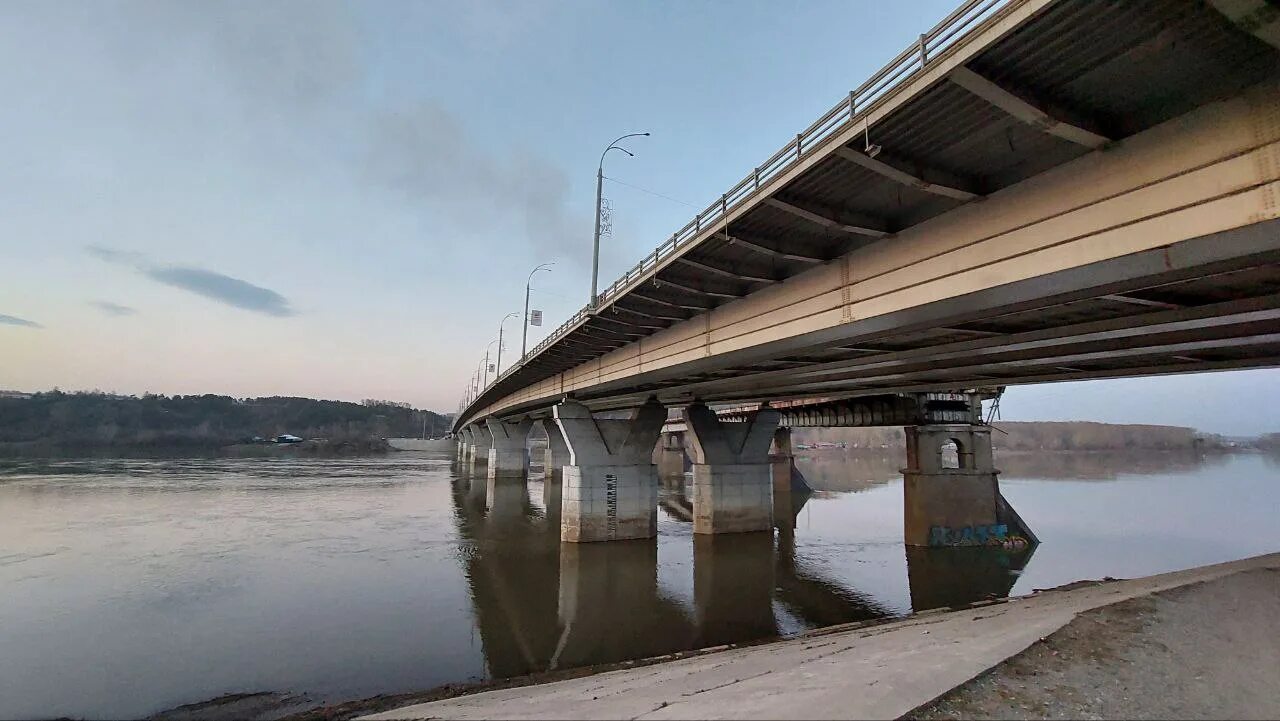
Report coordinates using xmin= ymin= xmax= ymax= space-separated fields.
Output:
xmin=346 ymin=553 xmax=1279 ymax=720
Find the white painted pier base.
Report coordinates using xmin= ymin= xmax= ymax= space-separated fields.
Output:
xmin=553 ymin=397 xmax=666 ymax=543
xmin=539 ymin=418 xmax=571 ymax=480
xmin=466 ymin=424 xmax=491 ymax=474
xmin=683 ymin=402 xmax=781 ymax=535
xmin=486 ymin=417 xmax=532 ymax=480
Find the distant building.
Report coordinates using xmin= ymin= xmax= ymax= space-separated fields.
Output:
xmin=275 ymin=434 xmax=303 ymax=443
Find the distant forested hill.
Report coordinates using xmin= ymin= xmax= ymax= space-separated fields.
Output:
xmin=0 ymin=391 xmax=450 ymax=449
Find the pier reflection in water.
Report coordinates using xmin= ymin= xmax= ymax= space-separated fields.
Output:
xmin=452 ymin=452 xmax=1041 ymax=679
xmin=3 ymin=448 xmax=1277 ymax=719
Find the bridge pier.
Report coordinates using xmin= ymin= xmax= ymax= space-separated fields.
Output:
xmin=553 ymin=397 xmax=666 ymax=543
xmin=769 ymin=427 xmax=811 ymax=534
xmin=466 ymin=424 xmax=491 ymax=474
xmin=539 ymin=419 xmax=571 ymax=481
xmin=684 ymin=402 xmax=781 ymax=535
xmin=486 ymin=417 xmax=532 ymax=480
xmin=903 ymin=423 xmax=1034 ymax=547
xmin=655 ymin=431 xmax=687 ymax=481
xmin=537 ymin=419 xmax=569 ymax=520
xmin=456 ymin=433 xmax=469 ymax=463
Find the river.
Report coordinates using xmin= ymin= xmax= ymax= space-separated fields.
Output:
xmin=1 ymin=449 xmax=1277 ymax=719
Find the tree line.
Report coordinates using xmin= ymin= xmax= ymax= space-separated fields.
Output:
xmin=0 ymin=391 xmax=450 ymax=450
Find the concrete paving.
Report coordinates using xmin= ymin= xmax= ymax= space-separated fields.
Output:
xmin=361 ymin=553 xmax=1280 ymax=720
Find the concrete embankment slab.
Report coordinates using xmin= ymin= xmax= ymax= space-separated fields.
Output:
xmin=361 ymin=553 xmax=1280 ymax=720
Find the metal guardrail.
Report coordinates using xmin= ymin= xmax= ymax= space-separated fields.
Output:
xmin=467 ymin=0 xmax=1015 ymax=417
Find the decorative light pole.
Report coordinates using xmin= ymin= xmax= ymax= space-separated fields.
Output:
xmin=591 ymin=132 xmax=649 ymax=309
xmin=495 ymin=312 xmax=519 ymax=378
xmin=481 ymin=340 xmax=498 ymax=389
xmin=522 ymin=262 xmax=554 ymax=359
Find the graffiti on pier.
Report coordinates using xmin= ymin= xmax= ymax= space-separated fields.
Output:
xmin=929 ymin=523 xmax=1030 ymax=550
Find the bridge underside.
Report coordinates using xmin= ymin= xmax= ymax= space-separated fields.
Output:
xmin=458 ymin=0 xmax=1280 ymax=428
xmin=498 ymin=222 xmax=1280 ymax=418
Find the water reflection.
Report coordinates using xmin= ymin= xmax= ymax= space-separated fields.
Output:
xmin=450 ymin=476 xmax=697 ymax=676
xmin=447 ymin=460 xmax=1041 ymax=682
xmin=905 ymin=546 xmax=1035 ymax=610
xmin=795 ymin=447 xmax=1233 ymax=488
xmin=693 ymin=533 xmax=778 ymax=645
xmin=3 ymin=448 xmax=1275 ymax=718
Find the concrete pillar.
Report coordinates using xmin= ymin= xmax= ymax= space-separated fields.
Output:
xmin=655 ymin=431 xmax=687 ymax=481
xmin=486 ymin=417 xmax=533 ymax=480
xmin=539 ymin=419 xmax=571 ymax=481
xmin=769 ymin=427 xmax=811 ymax=534
xmin=537 ymin=419 xmax=569 ymax=523
xmin=553 ymin=397 xmax=666 ymax=543
xmin=903 ymin=424 xmax=1034 ymax=547
xmin=683 ymin=402 xmax=781 ymax=535
xmin=467 ymin=424 xmax=492 ymax=474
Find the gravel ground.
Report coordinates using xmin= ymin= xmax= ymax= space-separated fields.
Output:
xmin=911 ymin=567 xmax=1280 ymax=720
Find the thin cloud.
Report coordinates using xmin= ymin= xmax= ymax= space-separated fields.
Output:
xmin=86 ymin=245 xmax=146 ymax=266
xmin=87 ymin=246 xmax=295 ymax=317
xmin=90 ymin=301 xmax=137 ymax=317
xmin=145 ymin=266 xmax=294 ymax=317
xmin=0 ymin=314 xmax=43 ymax=329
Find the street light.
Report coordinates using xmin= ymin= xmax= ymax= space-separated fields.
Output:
xmin=591 ymin=132 xmax=649 ymax=309
xmin=495 ymin=312 xmax=519 ymax=378
xmin=480 ymin=340 xmax=498 ymax=389
xmin=522 ymin=262 xmax=554 ymax=359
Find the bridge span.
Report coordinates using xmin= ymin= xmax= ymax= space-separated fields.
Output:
xmin=451 ymin=0 xmax=1280 ymax=546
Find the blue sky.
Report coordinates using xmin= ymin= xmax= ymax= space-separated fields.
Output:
xmin=1 ymin=0 xmax=1278 ymax=435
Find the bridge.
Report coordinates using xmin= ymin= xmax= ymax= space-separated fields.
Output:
xmin=451 ymin=0 xmax=1280 ymax=547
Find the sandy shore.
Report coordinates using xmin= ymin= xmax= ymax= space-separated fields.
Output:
xmin=354 ymin=553 xmax=1280 ymax=720
xmin=149 ymin=553 xmax=1280 ymax=721
xmin=912 ymin=565 xmax=1280 ymax=719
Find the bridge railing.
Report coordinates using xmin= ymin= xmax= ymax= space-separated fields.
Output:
xmin=473 ymin=0 xmax=1014 ymax=416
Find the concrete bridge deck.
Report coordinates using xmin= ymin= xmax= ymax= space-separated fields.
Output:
xmin=451 ymin=0 xmax=1280 ymax=547
xmin=457 ymin=0 xmax=1280 ymax=429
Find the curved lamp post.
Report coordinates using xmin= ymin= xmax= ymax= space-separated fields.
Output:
xmin=495 ymin=312 xmax=519 ymax=378
xmin=481 ymin=339 xmax=499 ymax=389
xmin=591 ymin=132 xmax=649 ymax=308
xmin=522 ymin=262 xmax=554 ymax=360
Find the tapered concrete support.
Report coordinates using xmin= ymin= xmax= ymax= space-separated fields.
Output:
xmin=467 ymin=424 xmax=492 ymax=473
xmin=769 ymin=427 xmax=811 ymax=534
xmin=553 ymin=397 xmax=666 ymax=543
xmin=903 ymin=424 xmax=1035 ymax=547
xmin=684 ymin=402 xmax=781 ymax=535
xmin=655 ymin=431 xmax=687 ymax=481
xmin=486 ymin=417 xmax=533 ymax=480
xmin=539 ymin=419 xmax=571 ymax=481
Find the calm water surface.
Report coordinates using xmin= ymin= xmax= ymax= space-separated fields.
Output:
xmin=1 ymin=449 xmax=1278 ymax=718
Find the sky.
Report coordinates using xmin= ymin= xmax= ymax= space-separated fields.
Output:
xmin=1 ymin=0 xmax=1278 ymax=435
